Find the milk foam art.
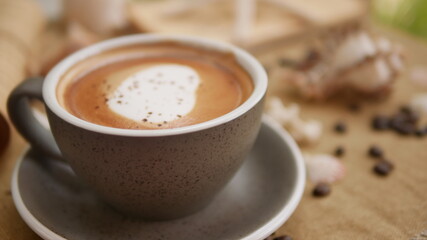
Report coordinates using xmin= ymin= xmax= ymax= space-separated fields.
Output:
xmin=107 ymin=64 xmax=200 ymax=125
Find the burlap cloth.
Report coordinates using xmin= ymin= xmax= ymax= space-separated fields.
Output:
xmin=0 ymin=0 xmax=46 ymax=239
xmin=258 ymin=26 xmax=427 ymax=239
xmin=0 ymin=1 xmax=426 ymax=239
xmin=0 ymin=0 xmax=45 ymax=113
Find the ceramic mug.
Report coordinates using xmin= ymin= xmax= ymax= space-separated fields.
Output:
xmin=7 ymin=35 xmax=268 ymax=220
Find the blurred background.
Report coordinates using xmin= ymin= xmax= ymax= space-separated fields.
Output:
xmin=2 ymin=1 xmax=427 ymax=239
xmin=373 ymin=0 xmax=427 ymax=39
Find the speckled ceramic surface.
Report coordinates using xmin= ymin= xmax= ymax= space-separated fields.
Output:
xmin=8 ymin=35 xmax=268 ymax=220
xmin=12 ymin=118 xmax=305 ymax=240
xmin=46 ymin=99 xmax=263 ymax=220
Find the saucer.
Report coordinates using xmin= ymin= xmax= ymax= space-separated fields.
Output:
xmin=12 ymin=117 xmax=305 ymax=240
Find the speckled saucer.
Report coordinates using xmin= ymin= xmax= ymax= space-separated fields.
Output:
xmin=12 ymin=117 xmax=305 ymax=240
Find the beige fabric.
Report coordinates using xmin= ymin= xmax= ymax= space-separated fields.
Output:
xmin=259 ymin=27 xmax=427 ymax=239
xmin=0 ymin=4 xmax=426 ymax=238
xmin=0 ymin=0 xmax=45 ymax=113
xmin=0 ymin=1 xmax=45 ymax=238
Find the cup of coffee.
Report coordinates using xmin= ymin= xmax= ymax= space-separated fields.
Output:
xmin=8 ymin=35 xmax=267 ymax=220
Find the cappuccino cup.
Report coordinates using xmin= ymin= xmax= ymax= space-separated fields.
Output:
xmin=8 ymin=35 xmax=267 ymax=220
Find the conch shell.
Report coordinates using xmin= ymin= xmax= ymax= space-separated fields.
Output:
xmin=284 ymin=25 xmax=404 ymax=99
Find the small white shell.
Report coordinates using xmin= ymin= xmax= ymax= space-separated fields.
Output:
xmin=266 ymin=97 xmax=300 ymax=124
xmin=266 ymin=97 xmax=322 ymax=145
xmin=304 ymin=153 xmax=346 ymax=184
xmin=288 ymin=119 xmax=323 ymax=145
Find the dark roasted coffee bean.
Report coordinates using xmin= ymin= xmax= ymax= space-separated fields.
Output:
xmin=415 ymin=128 xmax=426 ymax=137
xmin=398 ymin=106 xmax=420 ymax=124
xmin=334 ymin=146 xmax=345 ymax=157
xmin=347 ymin=102 xmax=361 ymax=112
xmin=273 ymin=236 xmax=293 ymax=240
xmin=373 ymin=160 xmax=394 ymax=176
xmin=368 ymin=145 xmax=383 ymax=158
xmin=372 ymin=115 xmax=389 ymax=130
xmin=389 ymin=115 xmax=405 ymax=129
xmin=372 ymin=105 xmax=421 ymax=137
xmin=406 ymin=111 xmax=420 ymax=124
xmin=313 ymin=183 xmax=331 ymax=197
xmin=394 ymin=123 xmax=415 ymax=135
xmin=334 ymin=121 xmax=347 ymax=133
xmin=400 ymin=105 xmax=413 ymax=115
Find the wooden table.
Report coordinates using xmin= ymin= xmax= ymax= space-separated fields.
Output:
xmin=1 ymin=25 xmax=427 ymax=240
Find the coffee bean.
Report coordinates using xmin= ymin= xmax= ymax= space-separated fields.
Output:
xmin=334 ymin=121 xmax=347 ymax=133
xmin=389 ymin=113 xmax=416 ymax=135
xmin=313 ymin=183 xmax=331 ymax=197
xmin=372 ymin=115 xmax=389 ymax=130
xmin=370 ymin=105 xmax=422 ymax=138
xmin=389 ymin=115 xmax=404 ymax=129
xmin=397 ymin=107 xmax=420 ymax=124
xmin=408 ymin=112 xmax=420 ymax=124
xmin=401 ymin=110 xmax=420 ymax=124
xmin=373 ymin=160 xmax=394 ymax=176
xmin=334 ymin=146 xmax=345 ymax=157
xmin=273 ymin=236 xmax=293 ymax=240
xmin=399 ymin=105 xmax=413 ymax=115
xmin=368 ymin=145 xmax=383 ymax=158
xmin=394 ymin=123 xmax=415 ymax=135
xmin=347 ymin=103 xmax=361 ymax=112
xmin=415 ymin=128 xmax=426 ymax=137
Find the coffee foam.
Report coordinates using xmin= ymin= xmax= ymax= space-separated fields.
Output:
xmin=58 ymin=42 xmax=254 ymax=130
xmin=107 ymin=64 xmax=200 ymax=124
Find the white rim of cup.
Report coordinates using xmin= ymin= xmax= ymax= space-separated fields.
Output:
xmin=43 ymin=34 xmax=268 ymax=137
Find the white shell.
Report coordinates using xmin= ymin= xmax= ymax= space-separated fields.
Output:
xmin=304 ymin=153 xmax=345 ymax=184
xmin=266 ymin=97 xmax=322 ymax=145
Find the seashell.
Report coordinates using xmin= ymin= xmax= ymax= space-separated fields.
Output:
xmin=284 ymin=25 xmax=404 ymax=100
xmin=266 ymin=97 xmax=322 ymax=145
xmin=288 ymin=119 xmax=322 ymax=145
xmin=304 ymin=153 xmax=346 ymax=184
xmin=266 ymin=97 xmax=300 ymax=125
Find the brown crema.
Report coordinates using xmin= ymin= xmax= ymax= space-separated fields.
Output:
xmin=57 ymin=42 xmax=254 ymax=130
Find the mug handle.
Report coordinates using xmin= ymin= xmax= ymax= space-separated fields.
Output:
xmin=7 ymin=77 xmax=63 ymax=160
